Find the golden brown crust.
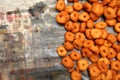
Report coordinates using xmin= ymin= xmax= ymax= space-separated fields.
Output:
xmin=70 ymin=50 xmax=81 ymax=60
xmin=77 ymin=59 xmax=89 ymax=71
xmin=57 ymin=46 xmax=68 ymax=57
xmin=71 ymin=70 xmax=82 ymax=80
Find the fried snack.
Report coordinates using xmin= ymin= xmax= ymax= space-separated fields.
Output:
xmin=100 ymin=46 xmax=109 ymax=57
xmin=64 ymin=41 xmax=74 ymax=50
xmin=70 ymin=50 xmax=81 ymax=60
xmin=100 ymin=29 xmax=108 ymax=39
xmin=110 ymin=60 xmax=120 ymax=71
xmin=116 ymin=52 xmax=120 ymax=60
xmin=117 ymin=9 xmax=120 ymax=17
xmin=90 ymin=12 xmax=100 ymax=21
xmin=71 ymin=22 xmax=80 ymax=33
xmin=89 ymin=64 xmax=101 ymax=78
xmin=64 ymin=31 xmax=74 ymax=42
xmin=114 ymin=23 xmax=120 ymax=33
xmin=87 ymin=19 xmax=94 ymax=29
xmin=112 ymin=43 xmax=120 ymax=52
xmin=73 ymin=2 xmax=82 ymax=11
xmin=89 ymin=45 xmax=99 ymax=55
xmin=95 ymin=39 xmax=105 ymax=46
xmin=97 ymin=61 xmax=108 ymax=73
xmin=89 ymin=54 xmax=99 ymax=63
xmin=115 ymin=74 xmax=120 ymax=80
xmin=71 ymin=70 xmax=82 ymax=80
xmin=61 ymin=56 xmax=74 ymax=68
xmin=91 ymin=29 xmax=102 ymax=39
xmin=107 ymin=48 xmax=117 ymax=59
xmin=105 ymin=70 xmax=113 ymax=80
xmin=103 ymin=40 xmax=112 ymax=47
xmin=106 ymin=33 xmax=116 ymax=44
xmin=104 ymin=7 xmax=116 ymax=20
xmin=79 ymin=22 xmax=86 ymax=33
xmin=56 ymin=46 xmax=67 ymax=57
xmin=117 ymin=33 xmax=120 ymax=41
xmin=56 ymin=11 xmax=69 ymax=24
xmin=83 ymin=40 xmax=94 ymax=48
xmin=102 ymin=0 xmax=111 ymax=5
xmin=73 ymin=39 xmax=83 ymax=50
xmin=85 ymin=29 xmax=93 ymax=39
xmin=105 ymin=19 xmax=117 ymax=26
xmin=65 ymin=6 xmax=74 ymax=13
xmin=98 ymin=57 xmax=110 ymax=65
xmin=75 ymin=32 xmax=85 ymax=41
xmin=109 ymin=69 xmax=117 ymax=80
xmin=83 ymin=2 xmax=92 ymax=12
xmin=56 ymin=0 xmax=66 ymax=11
xmin=79 ymin=12 xmax=90 ymax=22
xmin=92 ymin=3 xmax=104 ymax=17
xmin=108 ymin=0 xmax=117 ymax=8
xmin=77 ymin=59 xmax=89 ymax=71
xmin=82 ymin=48 xmax=93 ymax=58
xmin=95 ymin=21 xmax=107 ymax=29
xmin=64 ymin=21 xmax=73 ymax=31
xmin=70 ymin=11 xmax=79 ymax=22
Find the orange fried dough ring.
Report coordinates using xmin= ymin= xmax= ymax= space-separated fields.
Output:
xmin=92 ymin=3 xmax=104 ymax=17
xmin=100 ymin=46 xmax=109 ymax=57
xmin=64 ymin=32 xmax=74 ymax=42
xmin=70 ymin=50 xmax=81 ymax=60
xmin=64 ymin=41 xmax=74 ymax=51
xmin=83 ymin=40 xmax=94 ymax=48
xmin=71 ymin=70 xmax=82 ymax=80
xmin=91 ymin=29 xmax=102 ymax=39
xmin=107 ymin=48 xmax=116 ymax=59
xmin=95 ymin=21 xmax=107 ymax=29
xmin=64 ymin=21 xmax=73 ymax=31
xmin=75 ymin=32 xmax=85 ymax=41
xmin=110 ymin=60 xmax=120 ymax=71
xmin=104 ymin=7 xmax=116 ymax=20
xmin=105 ymin=19 xmax=117 ymax=27
xmin=89 ymin=64 xmax=101 ymax=78
xmin=71 ymin=22 xmax=80 ymax=33
xmin=83 ymin=2 xmax=92 ymax=12
xmin=56 ymin=0 xmax=66 ymax=11
xmin=61 ymin=56 xmax=74 ymax=68
xmin=81 ymin=48 xmax=93 ymax=58
xmin=98 ymin=57 xmax=110 ymax=66
xmin=70 ymin=11 xmax=79 ymax=22
xmin=77 ymin=59 xmax=89 ymax=71
xmin=79 ymin=12 xmax=90 ymax=22
xmin=73 ymin=2 xmax=82 ymax=11
xmin=106 ymin=33 xmax=116 ymax=44
xmin=57 ymin=46 xmax=67 ymax=57
xmin=73 ymin=39 xmax=83 ymax=50
xmin=97 ymin=61 xmax=108 ymax=73
xmin=65 ymin=6 xmax=74 ymax=13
